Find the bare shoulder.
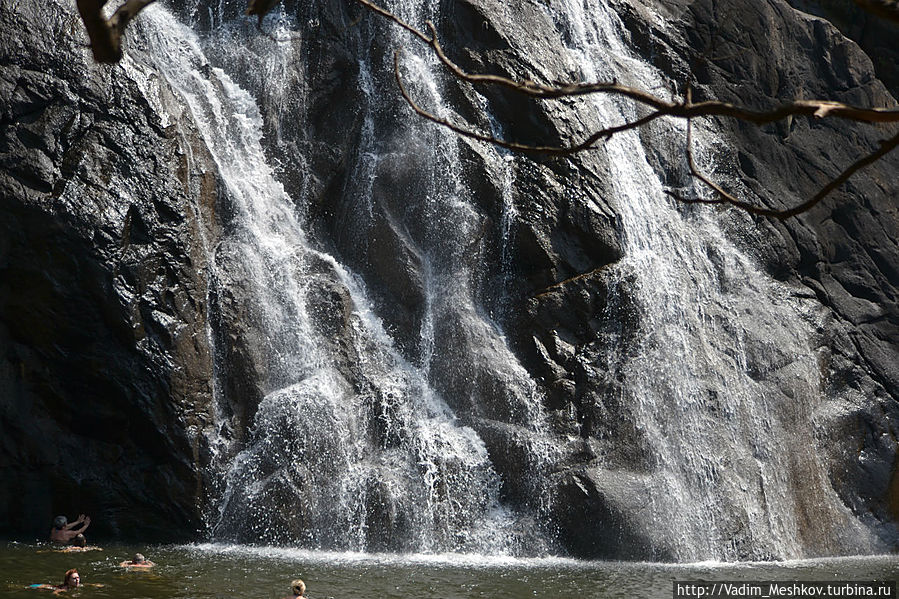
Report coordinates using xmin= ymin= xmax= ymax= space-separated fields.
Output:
xmin=120 ymin=561 xmax=155 ymax=568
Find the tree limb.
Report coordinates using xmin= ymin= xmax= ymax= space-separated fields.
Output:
xmin=675 ymin=124 xmax=899 ymax=219
xmin=357 ymin=1 xmax=899 ymax=124
xmin=359 ymin=0 xmax=899 ymax=218
xmin=393 ymin=50 xmax=668 ymax=155
xmin=76 ymin=0 xmax=157 ymax=63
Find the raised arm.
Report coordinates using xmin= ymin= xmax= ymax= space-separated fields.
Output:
xmin=63 ymin=515 xmax=86 ymax=531
xmin=71 ymin=516 xmax=91 ymax=534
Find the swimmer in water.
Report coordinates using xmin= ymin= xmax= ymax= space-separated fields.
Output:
xmin=119 ymin=553 xmax=155 ymax=569
xmin=58 ymin=534 xmax=102 ymax=552
xmin=283 ymin=578 xmax=307 ymax=599
xmin=49 ymin=515 xmax=90 ymax=545
xmin=28 ymin=569 xmax=84 ymax=594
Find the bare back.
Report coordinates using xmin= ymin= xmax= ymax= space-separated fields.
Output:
xmin=48 ymin=529 xmax=79 ymax=544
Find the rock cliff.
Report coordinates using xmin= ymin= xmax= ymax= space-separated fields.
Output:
xmin=0 ymin=0 xmax=217 ymax=540
xmin=1 ymin=0 xmax=897 ymax=559
xmin=449 ymin=0 xmax=899 ymax=558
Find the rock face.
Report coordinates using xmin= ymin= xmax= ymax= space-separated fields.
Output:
xmin=460 ymin=0 xmax=899 ymax=558
xmin=1 ymin=0 xmax=898 ymax=559
xmin=787 ymin=0 xmax=899 ymax=93
xmin=0 ymin=1 xmax=218 ymax=540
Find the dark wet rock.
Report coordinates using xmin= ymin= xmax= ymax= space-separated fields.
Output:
xmin=786 ymin=0 xmax=899 ymax=94
xmin=553 ymin=467 xmax=669 ymax=560
xmin=3 ymin=0 xmax=899 ymax=560
xmin=0 ymin=0 xmax=217 ymax=540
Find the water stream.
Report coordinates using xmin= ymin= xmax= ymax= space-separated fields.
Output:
xmin=548 ymin=1 xmax=880 ymax=560
xmin=127 ymin=2 xmax=551 ymax=555
xmin=117 ymin=0 xmax=885 ymax=561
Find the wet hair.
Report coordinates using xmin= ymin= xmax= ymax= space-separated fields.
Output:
xmin=132 ymin=553 xmax=146 ymax=564
xmin=73 ymin=534 xmax=86 ymax=548
xmin=291 ymin=579 xmax=306 ymax=596
xmin=53 ymin=516 xmax=67 ymax=530
xmin=63 ymin=569 xmax=79 ymax=587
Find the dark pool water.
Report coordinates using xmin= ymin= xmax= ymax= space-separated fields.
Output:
xmin=2 ymin=542 xmax=897 ymax=598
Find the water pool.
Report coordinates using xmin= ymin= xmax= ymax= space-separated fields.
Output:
xmin=2 ymin=542 xmax=897 ymax=598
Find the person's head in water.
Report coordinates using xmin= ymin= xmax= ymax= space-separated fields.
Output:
xmin=132 ymin=553 xmax=146 ymax=564
xmin=53 ymin=516 xmax=67 ymax=530
xmin=291 ymin=579 xmax=306 ymax=597
xmin=72 ymin=534 xmax=86 ymax=548
xmin=62 ymin=569 xmax=80 ymax=589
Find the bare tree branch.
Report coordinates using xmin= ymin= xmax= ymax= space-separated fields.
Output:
xmin=353 ymin=0 xmax=432 ymax=44
xmin=358 ymin=1 xmax=899 ymax=123
xmin=393 ymin=51 xmax=668 ymax=155
xmin=359 ymin=0 xmax=899 ymax=218
xmin=674 ymin=122 xmax=899 ymax=219
xmin=76 ymin=0 xmax=157 ymax=63
xmin=668 ymin=107 xmax=769 ymax=215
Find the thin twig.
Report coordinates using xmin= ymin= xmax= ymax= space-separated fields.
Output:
xmin=77 ymin=0 xmax=157 ymax=63
xmin=394 ymin=51 xmax=669 ymax=155
xmin=778 ymin=129 xmax=899 ymax=218
xmin=669 ymin=88 xmax=780 ymax=216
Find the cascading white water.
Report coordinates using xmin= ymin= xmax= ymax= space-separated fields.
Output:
xmin=378 ymin=3 xmax=562 ymax=531
xmin=331 ymin=0 xmax=562 ymax=546
xmin=124 ymin=3 xmax=556 ymax=554
xmin=546 ymin=0 xmax=880 ymax=560
xmin=115 ymin=0 xmax=884 ymax=561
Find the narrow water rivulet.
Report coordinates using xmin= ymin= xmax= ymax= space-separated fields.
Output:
xmin=545 ymin=2 xmax=882 ymax=561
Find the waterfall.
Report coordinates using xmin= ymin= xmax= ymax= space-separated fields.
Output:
xmin=114 ymin=0 xmax=885 ymax=560
xmin=124 ymin=2 xmax=555 ymax=555
xmin=546 ymin=1 xmax=881 ymax=560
